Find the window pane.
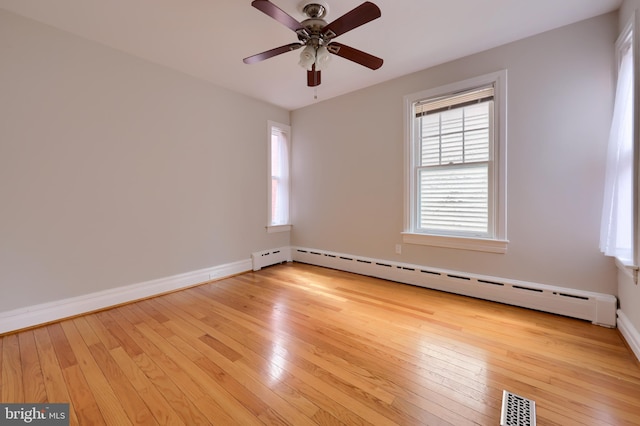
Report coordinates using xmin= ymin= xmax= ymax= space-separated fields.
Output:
xmin=269 ymin=125 xmax=290 ymax=226
xmin=421 ymin=114 xmax=441 ymax=166
xmin=271 ymin=134 xmax=281 ymax=176
xmin=441 ymin=131 xmax=464 ymax=164
xmin=418 ymin=164 xmax=488 ymax=235
xmin=419 ymin=101 xmax=491 ymax=167
xmin=464 ymin=102 xmax=490 ymax=131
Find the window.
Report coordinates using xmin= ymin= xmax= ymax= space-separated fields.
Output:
xmin=600 ymin=17 xmax=635 ymax=266
xmin=267 ymin=121 xmax=292 ymax=232
xmin=403 ymin=71 xmax=507 ymax=253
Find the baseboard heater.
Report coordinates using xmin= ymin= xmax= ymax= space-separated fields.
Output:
xmin=251 ymin=247 xmax=292 ymax=271
xmin=291 ymin=246 xmax=617 ymax=328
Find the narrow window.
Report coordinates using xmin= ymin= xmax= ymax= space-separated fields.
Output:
xmin=268 ymin=121 xmax=292 ymax=232
xmin=600 ymin=19 xmax=635 ymax=265
xmin=403 ymin=71 xmax=507 ymax=253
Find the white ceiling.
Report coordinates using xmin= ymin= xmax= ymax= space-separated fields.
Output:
xmin=0 ymin=0 xmax=623 ymax=110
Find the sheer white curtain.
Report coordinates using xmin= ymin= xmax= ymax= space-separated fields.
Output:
xmin=600 ymin=41 xmax=634 ymax=263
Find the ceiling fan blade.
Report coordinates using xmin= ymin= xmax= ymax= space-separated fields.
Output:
xmin=328 ymin=42 xmax=383 ymax=70
xmin=307 ymin=65 xmax=321 ymax=87
xmin=322 ymin=2 xmax=381 ymax=38
xmin=243 ymin=43 xmax=303 ymax=64
xmin=251 ymin=0 xmax=304 ymax=33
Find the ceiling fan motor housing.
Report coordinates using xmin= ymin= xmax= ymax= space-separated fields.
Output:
xmin=298 ymin=3 xmax=334 ymax=48
xmin=302 ymin=3 xmax=327 ymax=19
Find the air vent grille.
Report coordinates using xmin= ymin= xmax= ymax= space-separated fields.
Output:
xmin=501 ymin=390 xmax=536 ymax=426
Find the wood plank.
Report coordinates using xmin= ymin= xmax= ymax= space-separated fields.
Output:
xmin=88 ymin=342 xmax=157 ymax=424
xmin=61 ymin=363 xmax=105 ymax=425
xmin=58 ymin=320 xmax=132 ymax=425
xmin=32 ymin=327 xmax=68 ymax=402
xmin=108 ymin=346 xmax=185 ymax=425
xmin=18 ymin=331 xmax=47 ymax=403
xmin=95 ymin=311 xmax=143 ymax=357
xmin=1 ymin=334 xmax=23 ymax=402
xmin=132 ymin=320 xmax=274 ymax=425
xmin=31 ymin=326 xmax=79 ymax=425
xmin=71 ymin=316 xmax=102 ymax=347
xmin=47 ymin=323 xmax=78 ymax=369
xmin=108 ymin=305 xmax=242 ymax=424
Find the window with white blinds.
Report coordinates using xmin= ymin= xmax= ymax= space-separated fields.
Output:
xmin=403 ymin=71 xmax=507 ymax=252
xmin=417 ymin=87 xmax=493 ymax=237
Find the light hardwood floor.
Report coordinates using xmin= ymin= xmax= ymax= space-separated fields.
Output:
xmin=1 ymin=262 xmax=639 ymax=425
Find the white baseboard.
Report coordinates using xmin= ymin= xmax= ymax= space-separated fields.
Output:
xmin=617 ymin=310 xmax=640 ymax=362
xmin=291 ymin=246 xmax=618 ymax=328
xmin=0 ymin=259 xmax=252 ymax=335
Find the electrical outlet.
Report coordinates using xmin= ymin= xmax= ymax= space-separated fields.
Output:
xmin=395 ymin=244 xmax=402 ymax=254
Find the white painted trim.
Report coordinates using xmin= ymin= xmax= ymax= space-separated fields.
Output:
xmin=615 ymin=257 xmax=639 ymax=283
xmin=618 ymin=309 xmax=640 ymax=362
xmin=403 ymin=70 xmax=508 ymax=245
xmin=267 ymin=120 xmax=291 ymax=228
xmin=291 ymin=246 xmax=617 ymax=327
xmin=267 ymin=224 xmax=292 ymax=233
xmin=0 ymin=259 xmax=252 ymax=335
xmin=402 ymin=232 xmax=508 ymax=253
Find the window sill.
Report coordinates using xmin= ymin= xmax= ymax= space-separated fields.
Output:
xmin=267 ymin=224 xmax=292 ymax=234
xmin=402 ymin=232 xmax=508 ymax=254
xmin=614 ymin=257 xmax=639 ymax=283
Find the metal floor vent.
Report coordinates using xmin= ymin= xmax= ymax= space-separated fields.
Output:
xmin=501 ymin=390 xmax=536 ymax=426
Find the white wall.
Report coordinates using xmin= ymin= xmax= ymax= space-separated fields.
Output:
xmin=291 ymin=13 xmax=618 ymax=295
xmin=0 ymin=9 xmax=289 ymax=312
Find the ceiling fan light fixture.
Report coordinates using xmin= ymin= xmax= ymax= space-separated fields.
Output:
xmin=315 ymin=45 xmax=332 ymax=70
xmin=298 ymin=44 xmax=316 ymax=70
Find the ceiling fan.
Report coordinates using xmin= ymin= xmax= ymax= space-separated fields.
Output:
xmin=243 ymin=0 xmax=383 ymax=87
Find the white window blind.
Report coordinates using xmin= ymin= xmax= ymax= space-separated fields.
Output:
xmin=415 ymin=86 xmax=494 ymax=237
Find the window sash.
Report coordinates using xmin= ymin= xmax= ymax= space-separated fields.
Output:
xmin=413 ymin=88 xmax=495 ymax=238
xmin=268 ymin=122 xmax=290 ymax=227
xmin=419 ymin=101 xmax=492 ymax=167
xmin=417 ymin=162 xmax=490 ymax=237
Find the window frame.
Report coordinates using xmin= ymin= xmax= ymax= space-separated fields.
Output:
xmin=632 ymin=11 xmax=640 ymax=270
xmin=267 ymin=121 xmax=292 ymax=233
xmin=626 ymin=12 xmax=640 ymax=271
xmin=402 ymin=71 xmax=508 ymax=253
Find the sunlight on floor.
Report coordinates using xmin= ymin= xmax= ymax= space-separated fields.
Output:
xmin=268 ymin=301 xmax=289 ymax=386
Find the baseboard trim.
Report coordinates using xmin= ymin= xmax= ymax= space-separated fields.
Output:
xmin=618 ymin=310 xmax=640 ymax=362
xmin=0 ymin=259 xmax=252 ymax=335
xmin=291 ymin=246 xmax=618 ymax=327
